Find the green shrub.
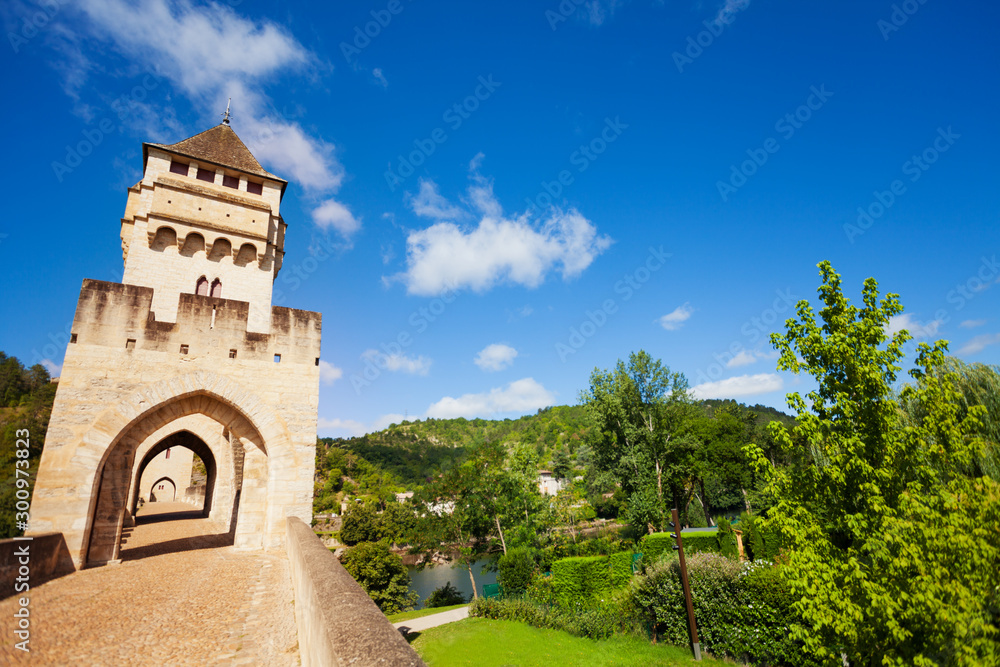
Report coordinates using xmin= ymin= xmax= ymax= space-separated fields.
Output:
xmin=550 ymin=551 xmax=636 ymax=605
xmin=739 ymin=511 xmax=782 ymax=561
xmin=340 ymin=541 xmax=418 ymax=614
xmin=469 ymin=592 xmax=634 ymax=641
xmin=425 ymin=581 xmax=467 ymax=607
xmin=639 ymin=530 xmax=721 ymax=567
xmin=716 ymin=519 xmax=737 ymax=558
xmin=497 ymin=547 xmax=536 ymax=595
xmin=628 ymin=554 xmax=812 ymax=665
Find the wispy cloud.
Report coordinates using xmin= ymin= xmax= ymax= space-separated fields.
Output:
xmin=394 ymin=156 xmax=612 ymax=296
xmin=361 ymin=349 xmax=432 ymax=375
xmin=886 ymin=313 xmax=944 ymax=340
xmin=474 ymin=344 xmax=518 ymax=372
xmin=958 ymin=333 xmax=1000 ymax=355
xmin=658 ymin=303 xmax=693 ymax=331
xmin=692 ymin=373 xmax=783 ymax=400
xmin=426 ymin=378 xmax=555 ymax=419
xmin=713 ymin=0 xmax=752 ymax=27
xmin=318 ymin=360 xmax=343 ymax=385
xmin=960 ymin=319 xmax=987 ymax=329
xmin=42 ymin=0 xmax=359 ymax=238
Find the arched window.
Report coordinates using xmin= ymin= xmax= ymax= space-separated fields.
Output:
xmin=210 ymin=278 xmax=222 ymax=298
xmin=196 ymin=277 xmax=209 ymax=296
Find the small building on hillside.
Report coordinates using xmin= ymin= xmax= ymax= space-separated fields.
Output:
xmin=538 ymin=470 xmax=563 ymax=496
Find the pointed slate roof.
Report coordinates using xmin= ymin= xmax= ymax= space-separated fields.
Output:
xmin=144 ymin=123 xmax=287 ymax=186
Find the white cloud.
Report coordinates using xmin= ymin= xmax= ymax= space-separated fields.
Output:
xmin=886 ymin=313 xmax=944 ymax=340
xmin=409 ymin=180 xmax=465 ymax=221
xmin=475 ymin=344 xmax=518 ymax=372
xmin=692 ymin=373 xmax=783 ymax=400
xmin=372 ymin=67 xmax=388 ymax=88
xmin=50 ymin=0 xmax=354 ymax=234
xmin=312 ymin=199 xmax=361 ymax=236
xmin=725 ymin=348 xmax=777 ymax=369
xmin=958 ymin=333 xmax=1000 ymax=355
xmin=396 ymin=162 xmax=611 ymax=296
xmin=372 ymin=413 xmax=407 ymax=430
xmin=317 ymin=417 xmax=367 ymax=437
xmin=960 ymin=319 xmax=987 ymax=329
xmin=727 ymin=350 xmax=757 ymax=368
xmin=318 ymin=360 xmax=343 ymax=385
xmin=658 ymin=303 xmax=693 ymax=331
xmin=40 ymin=359 xmax=62 ymax=377
xmin=426 ymin=378 xmax=555 ymax=419
xmin=361 ymin=349 xmax=432 ymax=375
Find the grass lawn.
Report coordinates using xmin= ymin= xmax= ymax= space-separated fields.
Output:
xmin=387 ymin=603 xmax=469 ymax=623
xmin=410 ymin=617 xmax=732 ymax=666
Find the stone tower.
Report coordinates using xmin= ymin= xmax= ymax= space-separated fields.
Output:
xmin=29 ymin=120 xmax=321 ymax=569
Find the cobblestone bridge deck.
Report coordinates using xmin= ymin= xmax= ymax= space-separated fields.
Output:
xmin=1 ymin=502 xmax=300 ymax=665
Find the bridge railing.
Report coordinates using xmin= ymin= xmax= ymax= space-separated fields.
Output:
xmin=286 ymin=516 xmax=426 ymax=667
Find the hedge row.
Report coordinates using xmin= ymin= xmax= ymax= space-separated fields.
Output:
xmin=639 ymin=530 xmax=723 ymax=564
xmin=550 ymin=551 xmax=634 ymax=605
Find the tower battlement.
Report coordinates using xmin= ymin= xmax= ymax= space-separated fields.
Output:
xmin=70 ymin=279 xmax=321 ymax=366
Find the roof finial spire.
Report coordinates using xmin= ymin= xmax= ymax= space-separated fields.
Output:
xmin=221 ymin=98 xmax=233 ymax=125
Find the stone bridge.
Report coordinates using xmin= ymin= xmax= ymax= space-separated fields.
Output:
xmin=1 ymin=502 xmax=425 ymax=666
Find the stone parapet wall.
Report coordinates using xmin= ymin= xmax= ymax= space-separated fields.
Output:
xmin=0 ymin=534 xmax=74 ymax=600
xmin=285 ymin=517 xmax=425 ymax=667
xmin=69 ymin=280 xmax=321 ymax=365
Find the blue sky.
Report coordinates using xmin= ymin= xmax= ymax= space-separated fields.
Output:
xmin=2 ymin=0 xmax=998 ymax=437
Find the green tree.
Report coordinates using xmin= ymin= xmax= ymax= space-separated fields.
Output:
xmin=340 ymin=502 xmax=380 ymax=545
xmin=340 ymin=541 xmax=418 ymax=614
xmin=425 ymin=581 xmax=467 ymax=607
xmin=583 ymin=350 xmax=699 ymax=532
xmin=746 ymin=261 xmax=1000 ymax=665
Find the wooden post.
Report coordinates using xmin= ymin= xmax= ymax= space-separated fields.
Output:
xmin=671 ymin=508 xmax=701 ymax=661
xmin=734 ymin=528 xmax=745 ymax=562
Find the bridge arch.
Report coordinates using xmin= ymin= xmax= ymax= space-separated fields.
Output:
xmin=79 ymin=372 xmax=292 ymax=566
xmin=148 ymin=476 xmax=176 ymax=502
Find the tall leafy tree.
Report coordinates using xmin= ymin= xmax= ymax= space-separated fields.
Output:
xmin=583 ymin=350 xmax=698 ymax=532
xmin=746 ymin=261 xmax=1000 ymax=665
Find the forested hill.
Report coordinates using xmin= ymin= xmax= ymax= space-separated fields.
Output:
xmin=317 ymin=405 xmax=591 ymax=489
xmin=314 ymin=401 xmax=795 ymax=510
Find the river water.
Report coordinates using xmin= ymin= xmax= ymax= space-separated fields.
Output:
xmin=406 ymin=560 xmax=497 ymax=609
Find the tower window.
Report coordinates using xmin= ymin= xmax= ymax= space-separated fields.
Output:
xmin=180 ymin=344 xmax=189 ymax=354
xmin=210 ymin=278 xmax=222 ymax=298
xmin=274 ymin=354 xmax=281 ymax=363
xmin=196 ymin=277 xmax=209 ymax=296
xmin=229 ymin=349 xmax=238 ymax=359
xmin=196 ymin=167 xmax=215 ymax=183
xmin=71 ymin=333 xmax=78 ymax=344
xmin=169 ymin=160 xmax=188 ymax=175
xmin=247 ymin=181 xmax=263 ymax=195
xmin=165 ymin=448 xmax=171 ymax=460
xmin=223 ymin=174 xmax=239 ymax=189
xmin=126 ymin=339 xmax=136 ymax=350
